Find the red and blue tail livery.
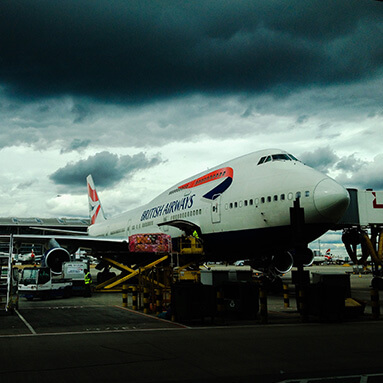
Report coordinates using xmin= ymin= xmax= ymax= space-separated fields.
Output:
xmin=87 ymin=175 xmax=105 ymax=225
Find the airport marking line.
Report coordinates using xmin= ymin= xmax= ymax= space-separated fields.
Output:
xmin=15 ymin=309 xmax=37 ymax=335
xmin=114 ymin=305 xmax=191 ymax=329
xmin=0 ymin=326 xmax=190 ymax=339
xmin=1 ymin=319 xmax=381 ymax=339
xmin=19 ymin=304 xmax=107 ymax=310
xmin=279 ymin=372 xmax=383 ymax=382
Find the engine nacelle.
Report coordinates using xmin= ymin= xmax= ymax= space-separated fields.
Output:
xmin=293 ymin=247 xmax=315 ymax=267
xmin=272 ymin=251 xmax=294 ymax=274
xmin=301 ymin=248 xmax=314 ymax=267
xmin=43 ymin=247 xmax=70 ymax=274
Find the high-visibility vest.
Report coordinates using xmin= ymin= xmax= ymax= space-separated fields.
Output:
xmin=84 ymin=272 xmax=91 ymax=285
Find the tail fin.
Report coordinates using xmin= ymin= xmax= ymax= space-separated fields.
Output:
xmin=87 ymin=175 xmax=106 ymax=225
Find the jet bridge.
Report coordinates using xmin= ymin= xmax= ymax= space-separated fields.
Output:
xmin=336 ymin=189 xmax=383 ymax=288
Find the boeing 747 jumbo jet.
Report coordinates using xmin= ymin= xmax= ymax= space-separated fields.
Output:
xmin=1 ymin=149 xmax=350 ymax=276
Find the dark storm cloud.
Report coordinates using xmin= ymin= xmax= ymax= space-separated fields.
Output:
xmin=49 ymin=151 xmax=164 ymax=187
xmin=296 ymin=115 xmax=309 ymax=124
xmin=336 ymin=154 xmax=383 ymax=190
xmin=300 ymin=147 xmax=339 ymax=173
xmin=300 ymin=147 xmax=383 ymax=190
xmin=335 ymin=154 xmax=367 ymax=173
xmin=1 ymin=0 xmax=382 ymax=102
xmin=17 ymin=181 xmax=34 ymax=190
xmin=300 ymin=147 xmax=369 ymax=175
xmin=71 ymin=104 xmax=90 ymax=124
xmin=60 ymin=139 xmax=92 ymax=154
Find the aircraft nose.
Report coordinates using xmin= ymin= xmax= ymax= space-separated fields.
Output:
xmin=313 ymin=178 xmax=350 ymax=221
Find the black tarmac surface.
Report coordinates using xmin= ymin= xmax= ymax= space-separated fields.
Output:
xmin=1 ymin=265 xmax=383 ymax=383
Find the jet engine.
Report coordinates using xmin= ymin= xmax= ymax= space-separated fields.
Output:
xmin=248 ymin=251 xmax=294 ymax=275
xmin=41 ymin=239 xmax=71 ymax=273
xmin=301 ymin=248 xmax=314 ymax=267
xmin=272 ymin=251 xmax=294 ymax=274
xmin=293 ymin=247 xmax=315 ymax=267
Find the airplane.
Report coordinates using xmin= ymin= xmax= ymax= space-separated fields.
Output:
xmin=14 ymin=249 xmax=40 ymax=264
xmin=313 ymin=249 xmax=333 ymax=265
xmin=0 ymin=149 xmax=350 ymax=278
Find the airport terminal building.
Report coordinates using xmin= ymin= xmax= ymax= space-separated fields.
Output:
xmin=0 ymin=217 xmax=89 ymax=255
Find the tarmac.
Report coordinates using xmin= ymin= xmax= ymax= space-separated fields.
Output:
xmin=1 ymin=265 xmax=383 ymax=383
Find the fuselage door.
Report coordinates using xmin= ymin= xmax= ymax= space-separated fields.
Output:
xmin=126 ymin=219 xmax=132 ymax=236
xmin=211 ymin=194 xmax=222 ymax=224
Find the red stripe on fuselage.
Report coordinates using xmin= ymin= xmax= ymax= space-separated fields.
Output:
xmin=178 ymin=167 xmax=233 ymax=190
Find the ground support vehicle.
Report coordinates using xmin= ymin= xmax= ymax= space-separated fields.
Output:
xmin=62 ymin=261 xmax=91 ymax=296
xmin=19 ymin=261 xmax=88 ymax=300
xmin=19 ymin=267 xmax=72 ymax=300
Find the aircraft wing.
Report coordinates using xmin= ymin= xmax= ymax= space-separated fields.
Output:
xmin=0 ymin=234 xmax=130 ymax=257
xmin=29 ymin=227 xmax=89 ymax=235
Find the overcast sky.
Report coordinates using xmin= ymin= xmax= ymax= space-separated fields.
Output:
xmin=1 ymin=0 xmax=383 ymax=255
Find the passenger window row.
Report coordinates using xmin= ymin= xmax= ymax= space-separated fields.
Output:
xmin=225 ymin=191 xmax=310 ymax=210
xmin=170 ymin=209 xmax=202 ymax=221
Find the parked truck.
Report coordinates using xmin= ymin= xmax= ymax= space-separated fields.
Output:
xmin=19 ymin=261 xmax=90 ymax=300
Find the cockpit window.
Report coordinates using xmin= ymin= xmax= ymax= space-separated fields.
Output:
xmin=257 ymin=156 xmax=266 ymax=165
xmin=288 ymin=154 xmax=300 ymax=162
xmin=257 ymin=153 xmax=300 ymax=165
xmin=272 ymin=154 xmax=291 ymax=161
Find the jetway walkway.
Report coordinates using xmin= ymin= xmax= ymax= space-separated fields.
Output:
xmin=336 ymin=189 xmax=383 ymax=288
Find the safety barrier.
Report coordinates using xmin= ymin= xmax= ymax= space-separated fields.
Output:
xmin=132 ymin=286 xmax=138 ymax=311
xmin=216 ymin=290 xmax=224 ymax=314
xmin=122 ymin=284 xmax=128 ymax=308
xmin=143 ymin=287 xmax=150 ymax=314
xmin=371 ymin=289 xmax=380 ymax=320
xmin=283 ymin=283 xmax=290 ymax=308
xmin=155 ymin=288 xmax=162 ymax=315
xmin=259 ymin=288 xmax=268 ymax=324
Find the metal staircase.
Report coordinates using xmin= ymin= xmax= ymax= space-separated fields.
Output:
xmin=0 ymin=235 xmax=18 ymax=313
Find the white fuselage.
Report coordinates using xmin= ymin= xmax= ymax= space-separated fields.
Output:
xmin=87 ymin=149 xmax=349 ymax=260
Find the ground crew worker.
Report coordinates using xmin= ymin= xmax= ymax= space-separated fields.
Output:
xmin=84 ymin=269 xmax=92 ymax=297
xmin=192 ymin=230 xmax=199 ymax=239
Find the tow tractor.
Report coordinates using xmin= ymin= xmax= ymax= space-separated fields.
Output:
xmin=19 ymin=261 xmax=89 ymax=300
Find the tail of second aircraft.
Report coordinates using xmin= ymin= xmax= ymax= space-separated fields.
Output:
xmin=87 ymin=175 xmax=106 ymax=225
